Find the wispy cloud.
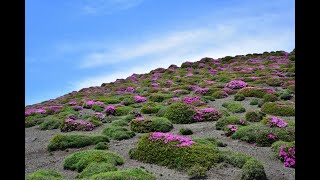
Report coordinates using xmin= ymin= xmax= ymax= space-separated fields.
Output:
xmin=71 ymin=29 xmax=294 ymax=90
xmin=81 ymin=0 xmax=144 ymax=15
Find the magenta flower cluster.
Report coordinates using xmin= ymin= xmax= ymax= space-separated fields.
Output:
xmin=61 ymin=119 xmax=95 ymax=132
xmin=267 ymin=116 xmax=288 ymax=128
xmin=182 ymin=96 xmax=202 ymax=105
xmin=279 ymin=146 xmax=295 ymax=168
xmin=148 ymin=132 xmax=195 ymax=147
xmin=171 ymin=97 xmax=180 ymax=101
xmin=193 ymin=108 xmax=221 ymax=122
xmin=267 ymin=133 xmax=278 ymax=139
xmin=129 ymin=111 xmax=142 ymax=117
xmin=228 ymin=124 xmax=238 ymax=132
xmin=85 ymin=101 xmax=104 ymax=108
xmin=25 ymin=108 xmax=46 ymax=116
xmin=72 ymin=106 xmax=83 ymax=111
xmin=225 ymin=80 xmax=248 ymax=89
xmin=93 ymin=112 xmax=106 ymax=120
xmin=68 ymin=101 xmax=77 ymax=105
xmin=134 ymin=117 xmax=145 ymax=121
xmin=105 ymin=106 xmax=116 ymax=116
xmin=194 ymin=87 xmax=209 ymax=95
xmin=126 ymin=87 xmax=135 ymax=92
xmin=134 ymin=95 xmax=147 ymax=103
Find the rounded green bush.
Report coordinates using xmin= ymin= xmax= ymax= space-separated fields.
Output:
xmin=249 ymin=99 xmax=258 ymax=105
xmin=261 ymin=102 xmax=295 ymax=116
xmin=234 ymin=94 xmax=245 ymax=101
xmin=48 ymin=134 xmax=109 ymax=152
xmin=39 ymin=118 xmax=62 ymax=130
xmin=91 ymin=104 xmax=105 ymax=112
xmin=90 ymin=169 xmax=156 ymax=180
xmin=140 ymin=102 xmax=162 ymax=114
xmin=187 ymin=164 xmax=207 ymax=178
xmin=95 ymin=142 xmax=109 ymax=150
xmin=179 ymin=128 xmax=193 ymax=135
xmin=241 ymin=158 xmax=267 ymax=180
xmin=129 ymin=134 xmax=221 ymax=173
xmin=76 ymin=162 xmax=117 ymax=178
xmin=102 ymin=125 xmax=135 ymax=140
xmin=149 ymin=93 xmax=168 ymax=102
xmin=26 ymin=169 xmax=63 ymax=180
xmin=263 ymin=93 xmax=278 ymax=102
xmin=130 ymin=117 xmax=173 ymax=133
xmin=237 ymin=88 xmax=267 ymax=98
xmin=212 ymin=90 xmax=228 ymax=99
xmin=115 ymin=106 xmax=133 ymax=116
xmin=164 ymin=102 xmax=196 ymax=124
xmin=156 ymin=106 xmax=168 ymax=117
xmin=216 ymin=116 xmax=245 ymax=130
xmin=222 ymin=102 xmax=246 ymax=113
xmin=279 ymin=91 xmax=293 ymax=100
xmin=245 ymin=111 xmax=264 ymax=122
xmin=63 ymin=150 xmax=124 ymax=172
xmin=266 ymin=78 xmax=283 ymax=86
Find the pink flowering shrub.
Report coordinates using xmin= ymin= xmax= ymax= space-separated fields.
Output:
xmin=193 ymin=108 xmax=222 ymax=122
xmin=225 ymin=80 xmax=248 ymax=89
xmin=71 ymin=106 xmax=83 ymax=111
xmin=68 ymin=101 xmax=77 ymax=105
xmin=224 ymin=124 xmax=239 ymax=136
xmin=25 ymin=108 xmax=46 ymax=117
xmin=105 ymin=106 xmax=116 ymax=116
xmin=92 ymin=112 xmax=106 ymax=121
xmin=126 ymin=87 xmax=135 ymax=92
xmin=149 ymin=132 xmax=195 ymax=147
xmin=61 ymin=119 xmax=95 ymax=132
xmin=182 ymin=96 xmax=205 ymax=106
xmin=134 ymin=95 xmax=147 ymax=103
xmin=194 ymin=87 xmax=210 ymax=95
xmin=266 ymin=116 xmax=288 ymax=128
xmin=84 ymin=101 xmax=104 ymax=108
xmin=279 ymin=146 xmax=295 ymax=168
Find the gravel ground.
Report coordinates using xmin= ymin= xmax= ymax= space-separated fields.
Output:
xmin=25 ymin=94 xmax=295 ymax=180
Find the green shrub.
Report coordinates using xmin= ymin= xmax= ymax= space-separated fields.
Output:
xmin=129 ymin=134 xmax=222 ymax=174
xmin=63 ymin=150 xmax=124 ymax=172
xmin=201 ymin=96 xmax=216 ymax=102
xmin=76 ymin=162 xmax=117 ymax=178
xmin=261 ymin=102 xmax=295 ymax=116
xmin=279 ymin=91 xmax=293 ymax=100
xmin=121 ymin=96 xmax=135 ymax=106
xmin=179 ymin=128 xmax=193 ymax=135
xmin=187 ymin=164 xmax=207 ymax=178
xmin=164 ymin=102 xmax=196 ymax=124
xmin=90 ymin=169 xmax=156 ymax=180
xmin=271 ymin=141 xmax=295 ymax=157
xmin=38 ymin=118 xmax=62 ymax=130
xmin=91 ymin=104 xmax=105 ymax=112
xmin=221 ymin=151 xmax=252 ymax=168
xmin=149 ymin=93 xmax=168 ymax=102
xmin=237 ymin=87 xmax=267 ymax=98
xmin=140 ymin=102 xmax=162 ymax=114
xmin=232 ymin=124 xmax=295 ymax=146
xmin=26 ymin=169 xmax=63 ymax=180
xmin=115 ymin=106 xmax=133 ymax=116
xmin=25 ymin=114 xmax=46 ymax=128
xmin=212 ymin=90 xmax=228 ymax=99
xmin=245 ymin=111 xmax=265 ymax=122
xmin=48 ymin=134 xmax=109 ymax=151
xmin=216 ymin=116 xmax=245 ymax=130
xmin=222 ymin=102 xmax=246 ymax=113
xmin=89 ymin=119 xmax=103 ymax=126
xmin=266 ymin=78 xmax=283 ymax=86
xmin=288 ymin=66 xmax=295 ymax=73
xmin=102 ymin=125 xmax=135 ymax=140
xmin=130 ymin=117 xmax=173 ymax=133
xmin=288 ymin=54 xmax=295 ymax=61
xmin=193 ymin=137 xmax=227 ymax=147
xmin=257 ymin=100 xmax=265 ymax=108
xmin=156 ymin=106 xmax=168 ymax=117
xmin=234 ymin=94 xmax=245 ymax=101
xmin=263 ymin=93 xmax=278 ymax=102
xmin=111 ymin=119 xmax=128 ymax=126
xmin=241 ymin=158 xmax=267 ymax=180
xmin=95 ymin=142 xmax=109 ymax=150
xmin=250 ymin=99 xmax=259 ymax=105
xmin=99 ymin=97 xmax=121 ymax=104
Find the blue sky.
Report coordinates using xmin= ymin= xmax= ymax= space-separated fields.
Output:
xmin=26 ymin=0 xmax=295 ymax=105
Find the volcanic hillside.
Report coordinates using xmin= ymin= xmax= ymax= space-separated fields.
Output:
xmin=25 ymin=50 xmax=295 ymax=180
